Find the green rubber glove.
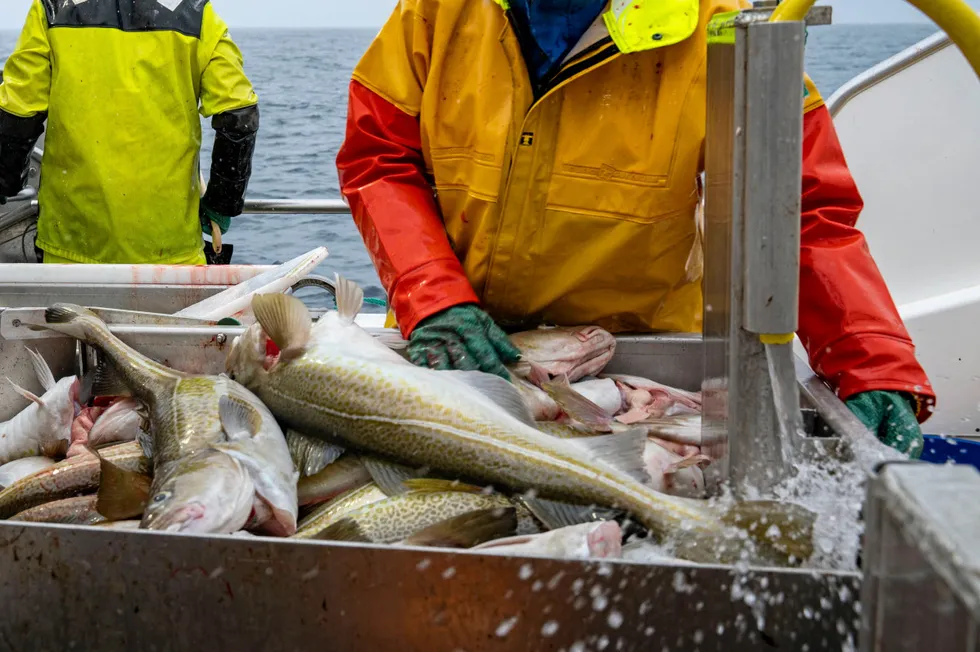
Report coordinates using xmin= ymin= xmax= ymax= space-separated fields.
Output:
xmin=200 ymin=204 xmax=231 ymax=235
xmin=846 ymin=391 xmax=923 ymax=459
xmin=407 ymin=304 xmax=521 ymax=380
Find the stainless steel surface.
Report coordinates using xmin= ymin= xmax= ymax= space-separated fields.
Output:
xmin=742 ymin=0 xmax=834 ymax=27
xmin=742 ymin=21 xmax=804 ymax=335
xmin=6 ymin=188 xmax=36 ymax=202
xmin=242 ymin=198 xmax=350 ymax=214
xmin=703 ymin=19 xmax=810 ymax=497
xmin=0 ymin=306 xmax=221 ymax=341
xmin=601 ymin=334 xmax=703 ymax=391
xmin=860 ymin=463 xmax=980 ymax=652
xmin=749 ymin=0 xmax=834 ymax=24
xmin=0 ymin=522 xmax=859 ymax=651
xmin=827 ymin=31 xmax=949 ymax=118
xmin=0 ymin=323 xmax=864 ymax=649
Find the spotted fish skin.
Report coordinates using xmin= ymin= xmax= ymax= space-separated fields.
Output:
xmin=231 ymin=288 xmax=723 ymax=542
xmin=317 ymin=491 xmax=530 ymax=545
xmin=40 ymin=304 xmax=298 ymax=534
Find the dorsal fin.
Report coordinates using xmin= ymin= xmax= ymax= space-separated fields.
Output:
xmin=333 ymin=274 xmax=364 ymax=324
xmin=26 ymin=348 xmax=56 ymax=392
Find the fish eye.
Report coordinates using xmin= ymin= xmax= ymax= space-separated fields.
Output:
xmin=152 ymin=492 xmax=171 ymax=504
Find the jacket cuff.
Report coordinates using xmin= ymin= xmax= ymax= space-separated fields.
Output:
xmin=812 ymin=333 xmax=936 ymax=423
xmin=390 ymin=258 xmax=480 ymax=338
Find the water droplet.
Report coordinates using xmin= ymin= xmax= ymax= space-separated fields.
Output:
xmin=644 ymin=626 xmax=655 ymax=636
xmin=607 ymin=610 xmax=623 ymax=629
xmin=518 ymin=564 xmax=533 ymax=580
xmin=541 ymin=620 xmax=559 ymax=637
xmin=597 ymin=635 xmax=610 ymax=650
xmin=593 ymin=593 xmax=609 ymax=612
xmin=416 ymin=559 xmax=431 ymax=571
xmin=495 ymin=616 xmax=519 ymax=637
xmin=532 ymin=580 xmax=544 ymax=592
xmin=442 ymin=567 xmax=456 ymax=579
xmin=693 ymin=630 xmax=704 ymax=644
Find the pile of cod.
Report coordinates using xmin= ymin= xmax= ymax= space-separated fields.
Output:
xmin=0 ymin=277 xmax=815 ymax=566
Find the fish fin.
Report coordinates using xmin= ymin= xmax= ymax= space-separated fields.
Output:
xmin=78 ymin=366 xmax=96 ymax=405
xmin=518 ymin=496 xmax=606 ymax=530
xmin=91 ymin=360 xmax=133 ymax=398
xmin=218 ymin=395 xmax=262 ymax=440
xmin=41 ymin=304 xmax=100 ymax=341
xmin=6 ymin=378 xmax=43 ymax=407
xmin=136 ymin=428 xmax=154 ymax=460
xmin=567 ymin=429 xmax=649 ymax=484
xmin=400 ymin=478 xmax=487 ymax=495
xmin=26 ymin=348 xmax=56 ymax=392
xmin=251 ymin=293 xmax=312 ymax=363
xmin=402 ymin=507 xmax=518 ymax=549
xmin=445 ymin=370 xmax=537 ymax=427
xmin=361 ymin=456 xmax=418 ymax=496
xmin=722 ymin=500 xmax=817 ymax=566
xmin=664 ymin=454 xmax=711 ymax=475
xmin=285 ymin=429 xmax=345 ymax=477
xmin=375 ymin=332 xmax=409 ymax=351
xmin=314 ymin=517 xmax=372 ymax=543
xmin=541 ymin=375 xmax=613 ymax=430
xmin=640 ymin=415 xmax=703 ymax=446
xmin=334 ymin=274 xmax=364 ymax=323
xmin=90 ymin=446 xmax=152 ymax=521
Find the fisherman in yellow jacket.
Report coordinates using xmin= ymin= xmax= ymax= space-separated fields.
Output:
xmin=0 ymin=0 xmax=259 ymax=265
xmin=337 ymin=0 xmax=936 ymax=456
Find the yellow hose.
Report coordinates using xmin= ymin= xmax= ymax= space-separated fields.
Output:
xmin=769 ymin=0 xmax=980 ymax=82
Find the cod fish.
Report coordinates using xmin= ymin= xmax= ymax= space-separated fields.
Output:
xmin=227 ymin=277 xmax=816 ymax=565
xmin=293 ymin=483 xmax=389 ymax=540
xmin=0 ymin=456 xmax=56 ymax=490
xmin=473 ymin=520 xmax=624 ymax=560
xmin=0 ymin=348 xmax=78 ymax=463
xmin=297 ymin=453 xmax=372 ymax=507
xmin=314 ymin=480 xmax=537 ymax=546
xmin=10 ymin=494 xmax=105 ymax=526
xmin=39 ymin=304 xmax=298 ymax=536
xmin=0 ymin=441 xmax=146 ymax=518
xmin=509 ymin=326 xmax=616 ymax=383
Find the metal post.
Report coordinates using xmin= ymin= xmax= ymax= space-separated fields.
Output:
xmin=702 ymin=10 xmax=811 ymax=497
xmin=860 ymin=463 xmax=980 ymax=651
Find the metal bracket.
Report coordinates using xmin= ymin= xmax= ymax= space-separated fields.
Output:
xmin=750 ymin=0 xmax=834 ymax=25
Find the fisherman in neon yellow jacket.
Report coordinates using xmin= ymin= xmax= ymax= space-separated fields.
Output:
xmin=0 ymin=0 xmax=260 ymax=265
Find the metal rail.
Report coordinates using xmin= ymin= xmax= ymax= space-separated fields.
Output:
xmin=827 ymin=30 xmax=950 ymax=118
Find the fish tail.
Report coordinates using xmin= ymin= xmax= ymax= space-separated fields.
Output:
xmin=45 ymin=304 xmax=173 ymax=395
xmin=721 ymin=500 xmax=817 ymax=566
xmin=44 ymin=304 xmax=102 ymax=343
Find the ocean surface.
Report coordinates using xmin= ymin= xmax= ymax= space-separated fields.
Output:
xmin=0 ymin=23 xmax=938 ymax=304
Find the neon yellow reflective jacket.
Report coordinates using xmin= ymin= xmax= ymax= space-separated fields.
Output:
xmin=0 ymin=0 xmax=258 ymax=264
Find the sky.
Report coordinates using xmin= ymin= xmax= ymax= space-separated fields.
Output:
xmin=2 ymin=0 xmax=979 ymax=30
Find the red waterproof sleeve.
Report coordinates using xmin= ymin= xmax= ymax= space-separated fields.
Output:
xmin=797 ymin=106 xmax=935 ymax=421
xmin=336 ymin=80 xmax=479 ymax=337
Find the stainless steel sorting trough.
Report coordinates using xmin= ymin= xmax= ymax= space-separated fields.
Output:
xmin=0 ymin=303 xmax=863 ymax=650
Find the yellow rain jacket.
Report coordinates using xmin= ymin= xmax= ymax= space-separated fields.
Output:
xmin=0 ymin=0 xmax=258 ymax=264
xmin=339 ymin=0 xmax=826 ymax=335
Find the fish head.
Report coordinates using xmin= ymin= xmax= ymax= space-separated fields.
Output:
xmin=141 ymin=449 xmax=255 ymax=534
xmin=225 ymin=323 xmax=269 ymax=389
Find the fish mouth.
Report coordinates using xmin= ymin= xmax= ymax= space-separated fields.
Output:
xmin=143 ymin=502 xmax=206 ymax=532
